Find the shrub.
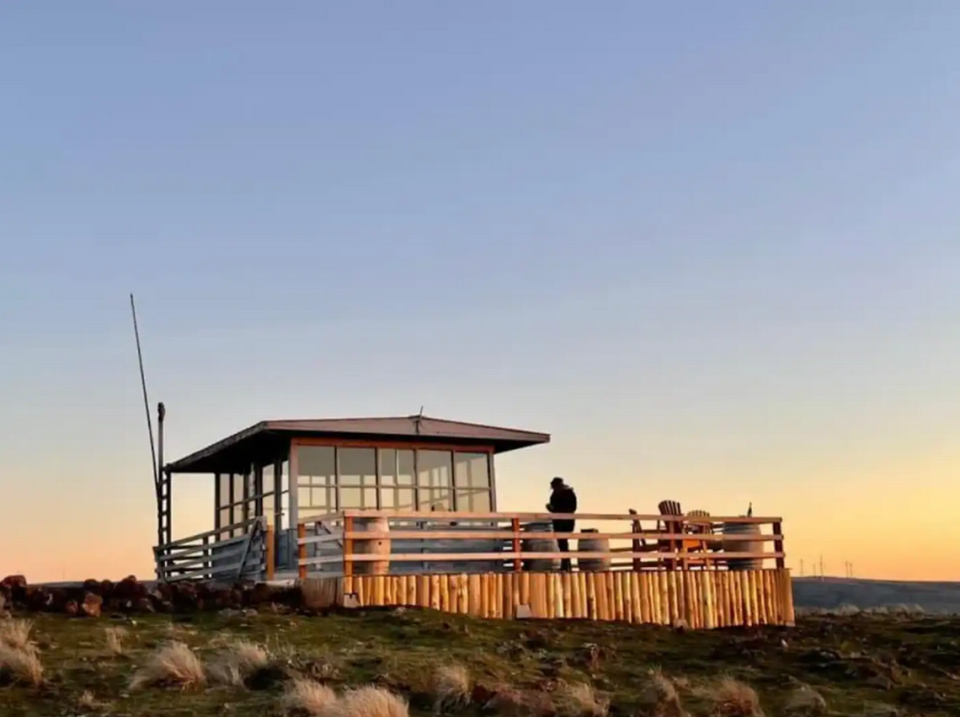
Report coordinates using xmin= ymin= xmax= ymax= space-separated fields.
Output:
xmin=130 ymin=641 xmax=206 ymax=690
xmin=281 ymin=677 xmax=338 ymax=717
xmin=0 ymin=619 xmax=34 ymax=651
xmin=0 ymin=643 xmax=43 ymax=687
xmin=432 ymin=664 xmax=471 ymax=713
xmin=333 ymin=686 xmax=409 ymax=717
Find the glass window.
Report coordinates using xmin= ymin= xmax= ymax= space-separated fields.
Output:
xmin=397 ymin=450 xmax=414 ymax=486
xmin=298 ymin=446 xmax=336 ymax=517
xmin=280 ymin=460 xmax=289 ymax=530
xmin=218 ymin=473 xmax=232 ymax=509
xmin=262 ymin=463 xmax=276 ymax=527
xmin=379 ymin=448 xmax=397 ymax=486
xmin=456 ymin=489 xmax=492 ymax=512
xmin=455 ymin=453 xmax=490 ymax=489
xmin=418 ymin=450 xmax=452 ymax=510
xmin=396 ymin=488 xmax=416 ymax=510
xmin=338 ymin=447 xmax=377 ymax=508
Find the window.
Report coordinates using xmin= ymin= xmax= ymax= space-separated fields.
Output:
xmin=455 ymin=453 xmax=492 ymax=511
xmin=292 ymin=445 xmax=494 ymax=517
xmin=338 ymin=447 xmax=377 ymax=509
xmin=298 ymin=446 xmax=336 ymax=519
xmin=418 ymin=450 xmax=453 ymax=510
xmin=262 ymin=462 xmax=276 ymax=527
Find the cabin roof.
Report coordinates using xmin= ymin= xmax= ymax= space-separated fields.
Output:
xmin=164 ymin=415 xmax=550 ymax=474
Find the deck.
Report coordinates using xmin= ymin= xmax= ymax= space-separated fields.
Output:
xmin=154 ymin=509 xmax=793 ymax=628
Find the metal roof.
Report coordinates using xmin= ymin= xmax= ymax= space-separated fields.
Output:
xmin=165 ymin=415 xmax=550 ymax=474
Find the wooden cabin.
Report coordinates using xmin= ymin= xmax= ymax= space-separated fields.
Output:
xmin=156 ymin=415 xmax=549 ymax=579
xmin=154 ymin=413 xmax=793 ymax=628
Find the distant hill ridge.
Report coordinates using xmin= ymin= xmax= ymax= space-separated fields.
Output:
xmin=793 ymin=577 xmax=960 ymax=614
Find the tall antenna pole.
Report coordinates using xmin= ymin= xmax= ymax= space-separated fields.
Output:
xmin=130 ymin=293 xmax=158 ymax=487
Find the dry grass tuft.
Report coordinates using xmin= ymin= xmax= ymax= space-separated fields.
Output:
xmin=432 ymin=663 xmax=472 ymax=713
xmin=554 ymin=681 xmax=609 ymax=717
xmin=77 ymin=689 xmax=111 ymax=711
xmin=485 ymin=686 xmax=555 ymax=717
xmin=783 ymin=685 xmax=827 ymax=715
xmin=0 ymin=642 xmax=44 ymax=687
xmin=334 ymin=685 xmax=410 ymax=717
xmin=702 ymin=678 xmax=763 ymax=717
xmin=636 ymin=670 xmax=684 ymax=717
xmin=105 ymin=626 xmax=128 ymax=656
xmin=281 ymin=677 xmax=338 ymax=716
xmin=130 ymin=641 xmax=206 ymax=690
xmin=0 ymin=619 xmax=35 ymax=651
xmin=208 ymin=639 xmax=272 ymax=686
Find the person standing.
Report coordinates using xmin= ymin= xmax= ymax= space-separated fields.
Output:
xmin=546 ymin=477 xmax=578 ymax=571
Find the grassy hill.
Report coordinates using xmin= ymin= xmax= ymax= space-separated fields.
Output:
xmin=2 ymin=607 xmax=960 ymax=716
xmin=793 ymin=577 xmax=960 ymax=614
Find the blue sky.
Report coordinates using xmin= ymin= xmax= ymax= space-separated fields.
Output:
xmin=2 ymin=2 xmax=959 ymax=580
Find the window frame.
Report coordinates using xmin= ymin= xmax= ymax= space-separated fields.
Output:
xmin=290 ymin=438 xmax=496 ymax=523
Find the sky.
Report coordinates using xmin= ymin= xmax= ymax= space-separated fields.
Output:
xmin=1 ymin=2 xmax=959 ymax=582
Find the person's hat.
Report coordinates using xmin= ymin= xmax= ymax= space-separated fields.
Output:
xmin=550 ymin=477 xmax=564 ymax=487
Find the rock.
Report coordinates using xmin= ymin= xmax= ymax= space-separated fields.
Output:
xmin=0 ymin=575 xmax=27 ymax=591
xmin=80 ymin=593 xmax=103 ymax=618
xmin=114 ymin=576 xmax=145 ymax=601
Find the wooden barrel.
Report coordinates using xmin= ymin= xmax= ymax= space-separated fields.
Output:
xmin=521 ymin=522 xmax=560 ymax=572
xmin=722 ymin=522 xmax=762 ymax=571
xmin=577 ymin=528 xmax=611 ymax=572
xmin=352 ymin=516 xmax=390 ymax=575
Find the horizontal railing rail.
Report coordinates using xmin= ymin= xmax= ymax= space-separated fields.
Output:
xmin=154 ymin=518 xmax=274 ymax=583
xmin=295 ymin=510 xmax=786 ymax=579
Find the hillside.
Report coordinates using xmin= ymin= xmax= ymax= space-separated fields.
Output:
xmin=1 ymin=608 xmax=959 ymax=716
xmin=794 ymin=577 xmax=960 ymax=614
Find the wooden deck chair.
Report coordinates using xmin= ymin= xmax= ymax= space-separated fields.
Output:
xmin=657 ymin=500 xmax=683 ymax=569
xmin=628 ymin=508 xmax=648 ymax=570
xmin=685 ymin=509 xmax=715 ymax=569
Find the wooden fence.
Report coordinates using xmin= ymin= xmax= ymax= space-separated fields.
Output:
xmin=296 ymin=510 xmax=786 ymax=578
xmin=302 ymin=569 xmax=795 ymax=628
xmin=154 ymin=517 xmax=274 ymax=582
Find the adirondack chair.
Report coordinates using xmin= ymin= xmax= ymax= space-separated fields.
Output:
xmin=685 ymin=508 xmax=717 ymax=569
xmin=657 ymin=500 xmax=711 ymax=570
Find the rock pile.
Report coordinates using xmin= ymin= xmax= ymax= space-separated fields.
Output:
xmin=0 ymin=574 xmax=301 ymax=618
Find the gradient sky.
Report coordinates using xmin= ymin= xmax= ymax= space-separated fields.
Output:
xmin=2 ymin=2 xmax=959 ymax=582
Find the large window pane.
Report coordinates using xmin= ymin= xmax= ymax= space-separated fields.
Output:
xmin=379 ymin=448 xmax=397 ymax=486
xmin=455 ymin=453 xmax=490 ymax=489
xmin=262 ymin=463 xmax=276 ymax=527
xmin=298 ymin=446 xmax=336 ymax=518
xmin=418 ymin=450 xmax=452 ymax=511
xmin=339 ymin=448 xmax=377 ymax=508
xmin=418 ymin=451 xmax=452 ymax=488
xmin=280 ymin=460 xmax=289 ymax=528
xmin=456 ymin=489 xmax=492 ymax=512
xmin=396 ymin=488 xmax=416 ymax=510
xmin=397 ymin=450 xmax=414 ymax=486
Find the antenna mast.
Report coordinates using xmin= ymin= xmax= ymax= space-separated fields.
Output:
xmin=130 ymin=293 xmax=158 ymax=486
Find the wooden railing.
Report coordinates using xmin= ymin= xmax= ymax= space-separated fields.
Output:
xmin=154 ymin=517 xmax=275 ymax=582
xmin=296 ymin=510 xmax=785 ymax=579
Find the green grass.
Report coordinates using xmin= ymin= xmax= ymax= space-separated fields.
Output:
xmin=0 ymin=608 xmax=958 ymax=716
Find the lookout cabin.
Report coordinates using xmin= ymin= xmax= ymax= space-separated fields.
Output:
xmin=154 ymin=412 xmax=793 ymax=628
xmin=155 ymin=414 xmax=549 ymax=580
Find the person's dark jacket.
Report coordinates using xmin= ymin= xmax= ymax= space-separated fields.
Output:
xmin=549 ymin=486 xmax=578 ymax=515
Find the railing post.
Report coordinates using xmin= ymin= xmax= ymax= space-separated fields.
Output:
xmin=773 ymin=521 xmax=785 ymax=569
xmin=298 ymin=522 xmax=307 ymax=580
xmin=512 ymin=517 xmax=521 ymax=572
xmin=265 ymin=523 xmax=276 ymax=580
xmin=343 ymin=514 xmax=354 ymax=577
